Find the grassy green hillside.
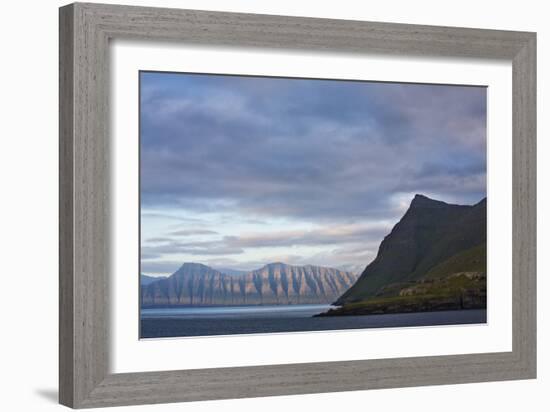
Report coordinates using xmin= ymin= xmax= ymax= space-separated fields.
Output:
xmin=321 ymin=242 xmax=486 ymax=317
xmin=317 ymin=272 xmax=486 ymax=316
xmin=423 ymin=243 xmax=486 ymax=280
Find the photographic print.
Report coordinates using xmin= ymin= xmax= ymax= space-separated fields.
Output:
xmin=139 ymin=72 xmax=487 ymax=339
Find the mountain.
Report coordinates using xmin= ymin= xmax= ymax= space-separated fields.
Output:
xmin=424 ymin=243 xmax=486 ymax=280
xmin=212 ymin=267 xmax=249 ymax=276
xmin=141 ymin=262 xmax=358 ymax=306
xmin=140 ymin=274 xmax=166 ymax=286
xmin=335 ymin=194 xmax=486 ymax=306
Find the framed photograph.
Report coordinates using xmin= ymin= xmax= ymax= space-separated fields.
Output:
xmin=59 ymin=2 xmax=536 ymax=408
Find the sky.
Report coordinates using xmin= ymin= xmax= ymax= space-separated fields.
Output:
xmin=140 ymin=72 xmax=487 ymax=276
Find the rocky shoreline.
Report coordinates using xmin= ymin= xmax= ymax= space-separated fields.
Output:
xmin=315 ymin=294 xmax=486 ymax=317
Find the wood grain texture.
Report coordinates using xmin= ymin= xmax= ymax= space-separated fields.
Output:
xmin=59 ymin=5 xmax=74 ymax=406
xmin=58 ymin=2 xmax=537 ymax=408
xmin=512 ymin=35 xmax=537 ymax=374
xmin=60 ymin=3 xmax=110 ymax=407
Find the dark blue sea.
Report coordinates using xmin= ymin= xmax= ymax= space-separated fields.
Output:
xmin=140 ymin=304 xmax=487 ymax=338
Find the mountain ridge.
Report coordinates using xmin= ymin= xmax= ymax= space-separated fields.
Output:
xmin=141 ymin=262 xmax=358 ymax=306
xmin=335 ymin=194 xmax=486 ymax=305
xmin=140 ymin=274 xmax=166 ymax=286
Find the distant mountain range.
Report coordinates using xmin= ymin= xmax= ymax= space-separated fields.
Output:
xmin=141 ymin=262 xmax=358 ymax=306
xmin=140 ymin=274 xmax=166 ymax=286
xmin=212 ymin=267 xmax=249 ymax=276
xmin=323 ymin=194 xmax=487 ymax=316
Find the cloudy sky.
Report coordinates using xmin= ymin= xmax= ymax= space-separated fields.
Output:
xmin=140 ymin=72 xmax=486 ymax=276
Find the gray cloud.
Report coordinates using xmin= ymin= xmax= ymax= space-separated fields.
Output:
xmin=140 ymin=212 xmax=206 ymax=224
xmin=145 ymin=237 xmax=173 ymax=243
xmin=141 ymin=74 xmax=486 ymax=223
xmin=140 ymin=224 xmax=389 ymax=267
xmin=142 ymin=242 xmax=244 ymax=257
xmin=140 ymin=73 xmax=486 ymax=272
xmin=141 ymin=260 xmax=185 ymax=275
xmin=221 ymin=224 xmax=390 ymax=249
xmin=169 ymin=229 xmax=219 ymax=236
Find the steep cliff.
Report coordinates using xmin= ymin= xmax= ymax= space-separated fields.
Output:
xmin=335 ymin=195 xmax=486 ymax=305
xmin=141 ymin=262 xmax=358 ymax=306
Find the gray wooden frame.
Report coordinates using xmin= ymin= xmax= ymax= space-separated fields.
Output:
xmin=59 ymin=2 xmax=536 ymax=409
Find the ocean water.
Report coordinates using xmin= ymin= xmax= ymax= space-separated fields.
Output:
xmin=140 ymin=305 xmax=487 ymax=338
